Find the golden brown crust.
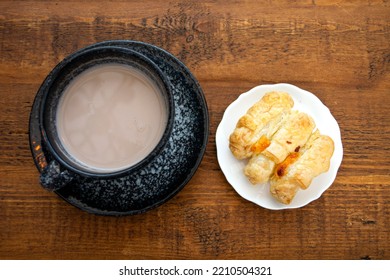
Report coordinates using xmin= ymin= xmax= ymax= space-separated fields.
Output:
xmin=270 ymin=131 xmax=335 ymax=204
xmin=262 ymin=110 xmax=315 ymax=164
xmin=269 ymin=178 xmax=300 ymax=204
xmin=244 ymin=154 xmax=275 ymax=184
xmin=229 ymin=91 xmax=294 ymax=159
xmin=243 ymin=110 xmax=315 ymax=184
xmin=288 ymin=134 xmax=334 ymax=189
xmin=229 ymin=91 xmax=335 ymax=205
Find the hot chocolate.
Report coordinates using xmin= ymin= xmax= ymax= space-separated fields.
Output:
xmin=56 ymin=63 xmax=168 ymax=173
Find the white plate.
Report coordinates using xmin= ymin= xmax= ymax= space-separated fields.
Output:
xmin=216 ymin=83 xmax=343 ymax=210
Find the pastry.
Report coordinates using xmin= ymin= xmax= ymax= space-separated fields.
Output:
xmin=244 ymin=110 xmax=315 ymax=184
xmin=229 ymin=91 xmax=293 ymax=160
xmin=229 ymin=91 xmax=334 ymax=205
xmin=270 ymin=130 xmax=334 ymax=204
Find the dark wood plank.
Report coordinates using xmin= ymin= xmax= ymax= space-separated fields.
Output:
xmin=0 ymin=0 xmax=389 ymax=260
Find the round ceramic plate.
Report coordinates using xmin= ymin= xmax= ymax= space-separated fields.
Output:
xmin=216 ymin=83 xmax=343 ymax=210
xmin=30 ymin=41 xmax=209 ymax=215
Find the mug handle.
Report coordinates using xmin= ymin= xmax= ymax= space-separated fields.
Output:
xmin=39 ymin=160 xmax=74 ymax=191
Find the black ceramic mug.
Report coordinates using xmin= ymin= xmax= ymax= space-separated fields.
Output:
xmin=32 ymin=46 xmax=175 ymax=191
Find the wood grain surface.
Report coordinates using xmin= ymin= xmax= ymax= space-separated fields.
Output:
xmin=0 ymin=0 xmax=389 ymax=260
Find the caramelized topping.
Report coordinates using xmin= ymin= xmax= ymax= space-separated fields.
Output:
xmin=275 ymin=152 xmax=300 ymax=177
xmin=250 ymin=135 xmax=271 ymax=154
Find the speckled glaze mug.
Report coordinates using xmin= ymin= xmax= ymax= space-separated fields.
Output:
xmin=34 ymin=46 xmax=174 ymax=191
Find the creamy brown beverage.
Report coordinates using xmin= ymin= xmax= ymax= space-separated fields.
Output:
xmin=56 ymin=63 xmax=168 ymax=173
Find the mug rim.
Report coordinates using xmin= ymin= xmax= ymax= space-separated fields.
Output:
xmin=38 ymin=45 xmax=175 ymax=178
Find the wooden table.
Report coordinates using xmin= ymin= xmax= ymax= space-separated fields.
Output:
xmin=1 ymin=1 xmax=389 ymax=260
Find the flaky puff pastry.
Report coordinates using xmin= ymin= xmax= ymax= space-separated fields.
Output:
xmin=229 ymin=92 xmax=294 ymax=160
xmin=262 ymin=110 xmax=315 ymax=164
xmin=270 ymin=130 xmax=334 ymax=204
xmin=244 ymin=110 xmax=315 ymax=184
